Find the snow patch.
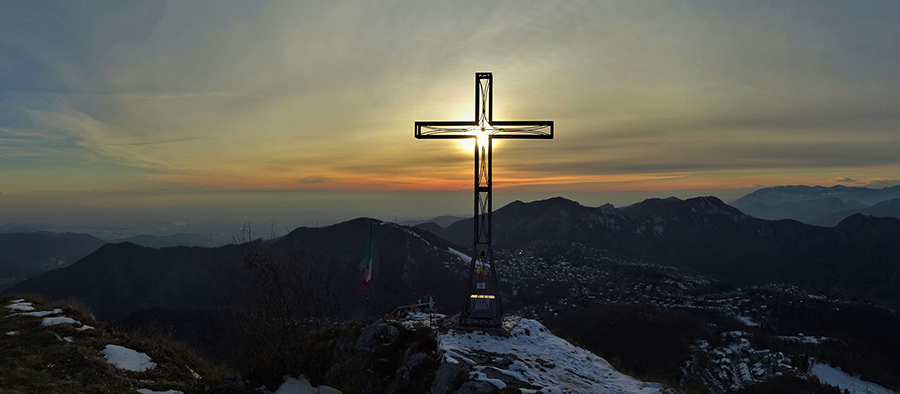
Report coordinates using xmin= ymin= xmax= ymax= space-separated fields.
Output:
xmin=102 ymin=344 xmax=157 ymax=372
xmin=521 ymin=388 xmax=565 ymax=394
xmin=733 ymin=315 xmax=758 ymax=327
xmin=18 ymin=308 xmax=63 ymax=317
xmin=809 ymin=363 xmax=894 ymax=394
xmin=777 ymin=335 xmax=828 ymax=345
xmin=439 ymin=317 xmax=665 ymax=393
xmin=470 ymin=370 xmax=506 ymax=390
xmin=491 ymin=363 xmax=529 ymax=382
xmin=274 ymin=375 xmax=315 ymax=394
xmin=443 ymin=349 xmax=476 ymax=365
xmin=274 ymin=374 xmax=341 ymax=394
xmin=42 ymin=316 xmax=80 ymax=326
xmin=402 ymin=228 xmax=432 ymax=247
xmin=6 ymin=331 xmax=18 ymax=336
xmin=6 ymin=301 xmax=35 ymax=311
xmin=449 ymin=247 xmax=473 ymax=263
xmin=398 ymin=312 xmax=445 ymax=329
xmin=77 ymin=325 xmax=95 ymax=331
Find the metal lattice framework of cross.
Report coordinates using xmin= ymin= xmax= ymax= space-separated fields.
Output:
xmin=415 ymin=72 xmax=553 ymax=327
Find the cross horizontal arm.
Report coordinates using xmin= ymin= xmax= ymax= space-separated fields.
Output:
xmin=490 ymin=121 xmax=553 ymax=139
xmin=415 ymin=121 xmax=478 ymax=139
xmin=415 ymin=120 xmax=553 ymax=139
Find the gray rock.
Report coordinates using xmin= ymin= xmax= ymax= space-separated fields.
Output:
xmin=535 ymin=357 xmax=555 ymax=369
xmin=452 ymin=380 xmax=498 ymax=394
xmin=384 ymin=324 xmax=400 ymax=345
xmin=318 ymin=385 xmax=342 ymax=394
xmin=495 ymin=354 xmax=519 ymax=369
xmin=430 ymin=361 xmax=471 ymax=394
xmin=483 ymin=367 xmax=520 ymax=386
xmin=356 ymin=322 xmax=401 ymax=353
xmin=332 ymin=332 xmax=356 ymax=359
xmin=397 ymin=352 xmax=430 ymax=381
xmin=222 ymin=376 xmax=247 ymax=391
xmin=356 ymin=322 xmax=387 ymax=352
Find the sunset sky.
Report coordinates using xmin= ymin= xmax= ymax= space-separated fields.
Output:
xmin=2 ymin=1 xmax=900 ymax=237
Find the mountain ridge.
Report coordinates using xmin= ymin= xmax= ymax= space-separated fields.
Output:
xmin=732 ymin=185 xmax=900 ymax=207
xmin=422 ymin=195 xmax=900 ymax=305
xmin=6 ymin=219 xmax=469 ymax=321
xmin=731 ymin=185 xmax=900 ymax=226
xmin=0 ymin=231 xmax=106 ymax=290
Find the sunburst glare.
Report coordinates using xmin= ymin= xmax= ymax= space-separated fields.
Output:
xmin=456 ymin=119 xmax=497 ymax=152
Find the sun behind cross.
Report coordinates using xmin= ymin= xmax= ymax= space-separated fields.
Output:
xmin=414 ymin=72 xmax=554 ymax=328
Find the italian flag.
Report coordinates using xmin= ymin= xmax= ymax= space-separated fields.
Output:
xmin=359 ymin=229 xmax=374 ymax=290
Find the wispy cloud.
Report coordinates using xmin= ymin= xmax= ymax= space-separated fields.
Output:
xmin=2 ymin=0 xmax=900 ymax=195
xmin=865 ymin=179 xmax=900 ymax=189
xmin=297 ymin=177 xmax=330 ymax=185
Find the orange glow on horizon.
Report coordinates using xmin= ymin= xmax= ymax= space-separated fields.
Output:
xmin=106 ymin=170 xmax=868 ymax=196
xmin=143 ymin=153 xmax=881 ymax=195
xmin=150 ymin=171 xmax=733 ymax=193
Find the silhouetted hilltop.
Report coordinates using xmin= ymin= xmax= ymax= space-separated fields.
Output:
xmin=7 ymin=219 xmax=469 ymax=321
xmin=7 ymin=242 xmax=233 ymax=320
xmin=112 ymin=232 xmax=211 ymax=248
xmin=0 ymin=232 xmax=105 ymax=289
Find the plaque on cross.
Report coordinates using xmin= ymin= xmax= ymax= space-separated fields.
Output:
xmin=415 ymin=72 xmax=553 ymax=327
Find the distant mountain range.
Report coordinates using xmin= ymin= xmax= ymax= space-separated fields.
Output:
xmin=0 ymin=232 xmax=106 ymax=290
xmin=8 ymin=193 xmax=900 ymax=324
xmin=111 ymin=232 xmax=212 ymax=248
xmin=399 ymin=215 xmax=467 ymax=228
xmin=733 ymin=185 xmax=900 ymax=206
xmin=731 ymin=185 xmax=900 ymax=226
xmin=420 ymin=196 xmax=900 ymax=305
xmin=0 ymin=223 xmax=45 ymax=233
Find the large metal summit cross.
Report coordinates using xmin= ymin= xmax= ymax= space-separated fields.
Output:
xmin=415 ymin=72 xmax=553 ymax=327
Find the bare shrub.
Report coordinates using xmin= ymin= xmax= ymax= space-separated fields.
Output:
xmin=228 ymin=225 xmax=340 ymax=382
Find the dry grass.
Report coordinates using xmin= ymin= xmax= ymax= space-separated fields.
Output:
xmin=0 ymin=295 xmax=235 ymax=394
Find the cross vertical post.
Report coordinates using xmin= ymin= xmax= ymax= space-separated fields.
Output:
xmin=415 ymin=73 xmax=553 ymax=327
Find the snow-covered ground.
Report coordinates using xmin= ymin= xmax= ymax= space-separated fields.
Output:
xmin=449 ymin=247 xmax=473 ymax=263
xmin=18 ymin=308 xmax=63 ymax=317
xmin=439 ymin=316 xmax=667 ymax=393
xmin=42 ymin=316 xmax=80 ymax=326
xmin=733 ymin=315 xmax=758 ymax=327
xmin=809 ymin=363 xmax=894 ymax=394
xmin=102 ymin=344 xmax=157 ymax=372
xmin=5 ymin=299 xmax=34 ymax=311
xmin=5 ymin=299 xmax=88 ymax=330
xmin=399 ymin=311 xmax=445 ymax=329
xmin=273 ymin=375 xmax=341 ymax=394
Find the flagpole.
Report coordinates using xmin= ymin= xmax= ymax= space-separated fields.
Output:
xmin=361 ymin=221 xmax=374 ymax=318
